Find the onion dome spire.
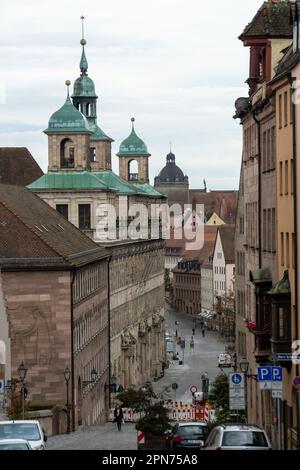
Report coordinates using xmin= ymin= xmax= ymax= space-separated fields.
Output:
xmin=80 ymin=16 xmax=88 ymax=75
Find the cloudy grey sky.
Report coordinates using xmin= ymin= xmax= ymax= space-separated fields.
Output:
xmin=1 ymin=0 xmax=264 ymax=190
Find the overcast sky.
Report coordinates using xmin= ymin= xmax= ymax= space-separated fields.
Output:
xmin=1 ymin=0 xmax=265 ymax=190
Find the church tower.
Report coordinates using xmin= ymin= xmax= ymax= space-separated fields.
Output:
xmin=44 ymin=81 xmax=92 ymax=172
xmin=117 ymin=118 xmax=151 ymax=183
xmin=71 ymin=17 xmax=113 ymax=171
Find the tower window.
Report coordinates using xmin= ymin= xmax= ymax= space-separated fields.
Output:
xmin=128 ymin=159 xmax=138 ymax=181
xmin=90 ymin=147 xmax=96 ymax=162
xmin=60 ymin=138 xmax=75 ymax=168
xmin=78 ymin=204 xmax=91 ymax=230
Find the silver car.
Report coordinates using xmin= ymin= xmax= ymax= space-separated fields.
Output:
xmin=0 ymin=439 xmax=32 ymax=450
xmin=204 ymin=424 xmax=272 ymax=450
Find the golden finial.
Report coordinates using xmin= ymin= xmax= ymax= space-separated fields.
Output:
xmin=65 ymin=80 xmax=71 ymax=98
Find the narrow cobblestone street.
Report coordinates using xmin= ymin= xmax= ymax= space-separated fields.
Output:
xmin=47 ymin=304 xmax=229 ymax=450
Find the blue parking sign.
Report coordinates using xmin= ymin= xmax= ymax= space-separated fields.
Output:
xmin=258 ymin=366 xmax=282 ymax=382
xmin=258 ymin=367 xmax=272 ymax=382
xmin=272 ymin=367 xmax=282 ymax=382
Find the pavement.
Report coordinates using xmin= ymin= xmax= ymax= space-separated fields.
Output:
xmin=47 ymin=303 xmax=229 ymax=450
xmin=47 ymin=422 xmax=137 ymax=450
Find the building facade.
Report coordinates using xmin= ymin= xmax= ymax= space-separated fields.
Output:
xmin=234 ymin=0 xmax=295 ymax=448
xmin=28 ymin=31 xmax=166 ymax=395
xmin=0 ymin=184 xmax=110 ymax=430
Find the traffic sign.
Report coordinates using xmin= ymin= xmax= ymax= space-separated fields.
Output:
xmin=230 ymin=373 xmax=244 ymax=386
xmin=190 ymin=385 xmax=198 ymax=394
xmin=259 ymin=381 xmax=272 ymax=390
xmin=229 ymin=373 xmax=245 ymax=411
xmin=257 ymin=366 xmax=282 ymax=382
xmin=272 ymin=390 xmax=283 ymax=399
xmin=293 ymin=377 xmax=300 ymax=389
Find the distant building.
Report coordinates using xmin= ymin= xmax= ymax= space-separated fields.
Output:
xmin=213 ymin=225 xmax=235 ymax=300
xmin=172 ymin=227 xmax=218 ymax=315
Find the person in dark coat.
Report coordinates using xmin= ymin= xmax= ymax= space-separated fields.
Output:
xmin=114 ymin=405 xmax=124 ymax=431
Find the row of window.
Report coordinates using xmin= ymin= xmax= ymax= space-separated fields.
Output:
xmin=175 ymin=288 xmax=201 ymax=301
xmin=57 ymin=203 xmax=91 ymax=230
xmin=262 ymin=126 xmax=275 ymax=172
xmin=82 ymin=346 xmax=108 ymax=394
xmin=280 ymin=232 xmax=295 ymax=269
xmin=279 ymin=159 xmax=294 ymax=196
xmin=175 ymin=274 xmax=201 ymax=285
xmin=214 ymin=280 xmax=225 ymax=291
xmin=262 ymin=208 xmax=276 ymax=252
xmin=73 ymin=264 xmax=107 ymax=305
xmin=74 ymin=302 xmax=108 ymax=354
xmin=214 ymin=266 xmax=225 ymax=275
xmin=278 ymin=89 xmax=293 ymax=130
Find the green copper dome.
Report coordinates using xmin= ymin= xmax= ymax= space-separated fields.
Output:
xmin=73 ymin=75 xmax=97 ymax=98
xmin=44 ymin=96 xmax=91 ymax=134
xmin=117 ymin=118 xmax=150 ymax=157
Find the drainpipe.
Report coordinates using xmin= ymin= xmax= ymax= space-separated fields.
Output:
xmin=107 ymin=254 xmax=112 ymax=410
xmin=252 ymin=112 xmax=262 ymax=269
xmin=70 ymin=270 xmax=76 ymax=432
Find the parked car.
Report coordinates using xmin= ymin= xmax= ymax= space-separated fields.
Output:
xmin=0 ymin=439 xmax=32 ymax=450
xmin=0 ymin=420 xmax=47 ymax=450
xmin=218 ymin=353 xmax=233 ymax=368
xmin=166 ymin=422 xmax=209 ymax=449
xmin=203 ymin=424 xmax=272 ymax=450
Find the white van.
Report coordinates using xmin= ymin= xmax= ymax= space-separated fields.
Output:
xmin=0 ymin=420 xmax=47 ymax=450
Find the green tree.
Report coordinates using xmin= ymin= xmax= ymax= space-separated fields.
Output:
xmin=116 ymin=383 xmax=171 ymax=438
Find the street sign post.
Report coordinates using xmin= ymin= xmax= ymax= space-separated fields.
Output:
xmin=190 ymin=385 xmax=198 ymax=394
xmin=229 ymin=373 xmax=245 ymax=411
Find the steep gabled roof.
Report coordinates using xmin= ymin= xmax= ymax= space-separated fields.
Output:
xmin=0 ymin=148 xmax=43 ymax=186
xmin=239 ymin=1 xmax=293 ymax=41
xmin=0 ymin=184 xmax=107 ymax=268
xmin=216 ymin=225 xmax=236 ymax=264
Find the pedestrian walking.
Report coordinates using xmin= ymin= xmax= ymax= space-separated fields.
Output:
xmin=192 ymin=328 xmax=195 ymax=336
xmin=202 ymin=328 xmax=205 ymax=337
xmin=190 ymin=336 xmax=194 ymax=349
xmin=114 ymin=405 xmax=124 ymax=431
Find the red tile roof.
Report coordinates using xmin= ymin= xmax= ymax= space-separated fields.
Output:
xmin=0 ymin=148 xmax=43 ymax=186
xmin=0 ymin=184 xmax=107 ymax=268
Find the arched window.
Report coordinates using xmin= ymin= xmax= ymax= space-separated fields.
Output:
xmin=0 ymin=340 xmax=5 ymax=364
xmin=86 ymin=103 xmax=90 ymax=116
xmin=128 ymin=160 xmax=138 ymax=181
xmin=60 ymin=138 xmax=75 ymax=168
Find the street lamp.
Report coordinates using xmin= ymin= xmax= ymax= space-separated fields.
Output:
xmin=83 ymin=368 xmax=98 ymax=388
xmin=18 ymin=361 xmax=28 ymax=420
xmin=105 ymin=375 xmax=125 ymax=409
xmin=239 ymin=357 xmax=258 ymax=380
xmin=63 ymin=366 xmax=71 ymax=434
